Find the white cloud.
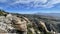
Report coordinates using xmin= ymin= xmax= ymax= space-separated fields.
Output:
xmin=11 ymin=0 xmax=60 ymax=8
xmin=13 ymin=0 xmax=47 ymax=4
xmin=33 ymin=0 xmax=60 ymax=8
xmin=1 ymin=0 xmax=60 ymax=8
xmin=48 ymin=0 xmax=60 ymax=4
xmin=44 ymin=0 xmax=60 ymax=8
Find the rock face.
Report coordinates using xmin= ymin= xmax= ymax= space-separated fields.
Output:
xmin=0 ymin=14 xmax=27 ymax=34
xmin=0 ymin=11 xmax=60 ymax=34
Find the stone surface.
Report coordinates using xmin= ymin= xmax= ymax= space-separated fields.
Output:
xmin=0 ymin=11 xmax=59 ymax=34
xmin=0 ymin=14 xmax=27 ymax=34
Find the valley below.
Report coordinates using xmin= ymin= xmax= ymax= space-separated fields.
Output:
xmin=0 ymin=10 xmax=60 ymax=34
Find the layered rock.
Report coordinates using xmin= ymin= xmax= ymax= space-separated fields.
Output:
xmin=0 ymin=11 xmax=58 ymax=34
xmin=0 ymin=14 xmax=27 ymax=34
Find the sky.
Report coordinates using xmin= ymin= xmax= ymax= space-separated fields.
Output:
xmin=0 ymin=0 xmax=60 ymax=14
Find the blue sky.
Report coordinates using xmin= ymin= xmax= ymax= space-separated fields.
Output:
xmin=0 ymin=0 xmax=60 ymax=14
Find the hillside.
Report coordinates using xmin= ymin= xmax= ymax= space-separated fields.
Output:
xmin=0 ymin=10 xmax=60 ymax=34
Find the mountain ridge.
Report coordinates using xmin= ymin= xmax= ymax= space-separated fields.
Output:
xmin=0 ymin=10 xmax=60 ymax=34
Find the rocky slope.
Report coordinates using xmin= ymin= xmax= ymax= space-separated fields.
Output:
xmin=0 ymin=10 xmax=60 ymax=34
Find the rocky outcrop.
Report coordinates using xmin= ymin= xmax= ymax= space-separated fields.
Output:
xmin=0 ymin=14 xmax=27 ymax=34
xmin=39 ymin=21 xmax=49 ymax=32
xmin=0 ymin=11 xmax=59 ymax=34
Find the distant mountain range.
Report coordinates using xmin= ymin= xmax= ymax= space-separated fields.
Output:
xmin=36 ymin=13 xmax=60 ymax=17
xmin=35 ymin=13 xmax=60 ymax=19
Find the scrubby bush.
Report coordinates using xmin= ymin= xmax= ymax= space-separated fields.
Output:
xmin=46 ymin=32 xmax=52 ymax=34
xmin=0 ymin=10 xmax=7 ymax=16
